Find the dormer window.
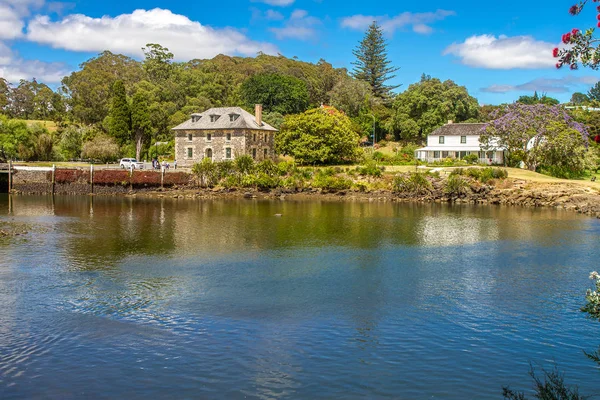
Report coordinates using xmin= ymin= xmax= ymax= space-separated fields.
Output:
xmin=191 ymin=114 xmax=202 ymax=123
xmin=229 ymin=114 xmax=239 ymax=122
xmin=210 ymin=115 xmax=220 ymax=122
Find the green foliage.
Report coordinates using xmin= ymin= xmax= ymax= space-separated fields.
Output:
xmin=352 ymin=22 xmax=399 ymax=99
xmin=277 ymin=107 xmax=360 ymax=164
xmin=131 ymin=90 xmax=152 ymax=160
xmin=255 ymin=159 xmax=278 ymax=176
xmin=462 ymin=153 xmax=479 ymax=164
xmin=453 ymin=167 xmax=508 ymax=183
xmin=142 ymin=43 xmax=174 ymax=83
xmin=81 ymin=134 xmax=120 ymax=162
xmin=589 ymin=82 xmax=600 ymax=101
xmin=533 ymin=122 xmax=591 ymax=178
xmin=517 ymin=92 xmax=560 ymax=106
xmin=570 ymin=92 xmax=590 ymax=105
xmin=388 ymin=77 xmax=479 ymax=140
xmin=192 ymin=157 xmax=218 ymax=187
xmin=502 ymin=366 xmax=587 ymax=400
xmin=58 ymin=126 xmax=84 ymax=160
xmin=107 ymin=80 xmax=131 ymax=145
xmin=235 ymin=154 xmax=255 ymax=175
xmin=444 ymin=175 xmax=470 ymax=196
xmin=392 ymin=172 xmax=432 ymax=195
xmin=312 ymin=171 xmax=353 ymax=190
xmin=328 ymin=76 xmax=377 ymax=117
xmin=240 ymin=73 xmax=309 ymax=114
xmin=356 ymin=160 xmax=383 ymax=177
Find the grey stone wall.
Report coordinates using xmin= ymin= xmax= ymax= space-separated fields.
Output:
xmin=175 ymin=129 xmax=275 ymax=167
xmin=12 ymin=170 xmax=52 ymax=194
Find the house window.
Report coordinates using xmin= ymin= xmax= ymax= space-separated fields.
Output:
xmin=229 ymin=114 xmax=239 ymax=122
xmin=206 ymin=133 xmax=212 ymax=141
xmin=264 ymin=148 xmax=268 ymax=158
xmin=461 ymin=136 xmax=466 ymax=144
xmin=253 ymin=133 xmax=257 ymax=142
xmin=187 ymin=148 xmax=193 ymax=158
xmin=252 ymin=148 xmax=257 ymax=159
xmin=206 ymin=148 xmax=213 ymax=159
xmin=442 ymin=151 xmax=448 ymax=158
xmin=479 ymin=151 xmax=486 ymax=159
xmin=210 ymin=115 xmax=220 ymax=122
xmin=433 ymin=151 xmax=440 ymax=159
xmin=225 ymin=148 xmax=232 ymax=159
xmin=439 ymin=136 xmax=445 ymax=144
xmin=226 ymin=133 xmax=231 ymax=141
xmin=187 ymin=133 xmax=193 ymax=141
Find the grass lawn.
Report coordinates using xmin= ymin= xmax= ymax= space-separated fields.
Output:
xmin=24 ymin=120 xmax=58 ymax=132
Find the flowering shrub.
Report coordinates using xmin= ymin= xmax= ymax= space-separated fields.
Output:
xmin=583 ymin=271 xmax=600 ymax=320
xmin=555 ymin=1 xmax=600 ymax=69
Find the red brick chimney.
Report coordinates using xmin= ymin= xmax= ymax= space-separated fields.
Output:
xmin=255 ymin=104 xmax=263 ymax=126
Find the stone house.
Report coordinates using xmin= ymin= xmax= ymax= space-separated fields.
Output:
xmin=415 ymin=121 xmax=505 ymax=165
xmin=172 ymin=105 xmax=278 ymax=167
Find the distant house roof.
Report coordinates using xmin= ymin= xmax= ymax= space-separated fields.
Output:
xmin=172 ymin=107 xmax=277 ymax=131
xmin=430 ymin=123 xmax=486 ymax=136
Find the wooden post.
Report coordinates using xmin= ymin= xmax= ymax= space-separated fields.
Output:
xmin=90 ymin=164 xmax=94 ymax=194
xmin=161 ymin=166 xmax=164 ymax=189
xmin=8 ymin=160 xmax=12 ymax=192
xmin=51 ymin=164 xmax=56 ymax=195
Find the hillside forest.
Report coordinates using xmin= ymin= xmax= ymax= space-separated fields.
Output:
xmin=1 ymin=23 xmax=600 ymax=177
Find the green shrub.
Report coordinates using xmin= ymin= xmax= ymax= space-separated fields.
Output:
xmin=277 ymin=161 xmax=297 ymax=176
xmin=462 ymin=154 xmax=478 ymax=164
xmin=356 ymin=160 xmax=384 ymax=177
xmin=312 ymin=174 xmax=352 ymax=190
xmin=392 ymin=172 xmax=432 ymax=195
xmin=222 ymin=175 xmax=239 ymax=188
xmin=254 ymin=172 xmax=280 ymax=190
xmin=372 ymin=151 xmax=385 ymax=161
xmin=444 ymin=175 xmax=470 ymax=196
xmin=450 ymin=168 xmax=465 ymax=176
xmin=539 ymin=165 xmax=585 ymax=179
xmin=192 ymin=158 xmax=218 ymax=187
xmin=256 ymin=159 xmax=278 ymax=177
xmin=215 ymin=160 xmax=235 ymax=179
xmin=235 ymin=155 xmax=254 ymax=175
xmin=465 ymin=167 xmax=508 ymax=183
xmin=353 ymin=182 xmax=368 ymax=192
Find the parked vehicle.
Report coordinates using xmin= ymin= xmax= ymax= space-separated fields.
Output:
xmin=119 ymin=158 xmax=144 ymax=169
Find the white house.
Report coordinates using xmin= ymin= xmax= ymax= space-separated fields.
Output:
xmin=415 ymin=121 xmax=505 ymax=165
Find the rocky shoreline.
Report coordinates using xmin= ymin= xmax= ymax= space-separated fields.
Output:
xmin=121 ymin=178 xmax=600 ymax=219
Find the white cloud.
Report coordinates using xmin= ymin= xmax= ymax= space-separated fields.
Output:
xmin=340 ymin=10 xmax=455 ymax=35
xmin=0 ymin=42 xmax=69 ymax=83
xmin=251 ymin=0 xmax=295 ymax=6
xmin=25 ymin=8 xmax=278 ymax=60
xmin=269 ymin=9 xmax=320 ymax=40
xmin=0 ymin=4 xmax=24 ymax=39
xmin=481 ymin=76 xmax=600 ymax=93
xmin=444 ymin=34 xmax=556 ymax=69
xmin=265 ymin=9 xmax=284 ymax=20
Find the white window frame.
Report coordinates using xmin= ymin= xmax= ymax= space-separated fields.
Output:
xmin=460 ymin=136 xmax=466 ymax=144
xmin=439 ymin=136 xmax=445 ymax=144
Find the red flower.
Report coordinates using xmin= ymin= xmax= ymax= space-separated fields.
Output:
xmin=556 ymin=62 xmax=563 ymax=69
xmin=597 ymin=21 xmax=600 ymax=28
xmin=562 ymin=33 xmax=572 ymax=44
xmin=569 ymin=5 xmax=579 ymax=14
xmin=553 ymin=47 xmax=559 ymax=57
xmin=572 ymin=28 xmax=580 ymax=35
xmin=570 ymin=63 xmax=578 ymax=70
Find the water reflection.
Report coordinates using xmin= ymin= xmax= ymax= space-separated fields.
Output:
xmin=0 ymin=194 xmax=598 ymax=399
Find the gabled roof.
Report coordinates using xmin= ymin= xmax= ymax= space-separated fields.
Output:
xmin=430 ymin=123 xmax=486 ymax=136
xmin=172 ymin=107 xmax=278 ymax=131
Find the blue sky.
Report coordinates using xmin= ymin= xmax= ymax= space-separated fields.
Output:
xmin=0 ymin=0 xmax=598 ymax=104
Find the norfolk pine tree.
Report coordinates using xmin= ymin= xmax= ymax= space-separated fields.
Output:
xmin=351 ymin=22 xmax=400 ymax=99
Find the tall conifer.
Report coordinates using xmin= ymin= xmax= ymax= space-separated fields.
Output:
xmin=108 ymin=80 xmax=131 ymax=146
xmin=351 ymin=22 xmax=400 ymax=99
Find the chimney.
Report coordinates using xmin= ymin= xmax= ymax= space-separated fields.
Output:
xmin=255 ymin=104 xmax=263 ymax=126
xmin=448 ymin=120 xmax=453 ymax=124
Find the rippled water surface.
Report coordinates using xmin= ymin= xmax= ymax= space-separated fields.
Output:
xmin=0 ymin=194 xmax=599 ymax=399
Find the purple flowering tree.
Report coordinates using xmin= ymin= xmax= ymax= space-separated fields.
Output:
xmin=481 ymin=104 xmax=589 ymax=172
xmin=555 ymin=1 xmax=600 ymax=69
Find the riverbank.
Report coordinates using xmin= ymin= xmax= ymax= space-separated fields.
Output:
xmin=6 ymin=165 xmax=600 ymax=219
xmin=132 ymin=178 xmax=600 ymax=219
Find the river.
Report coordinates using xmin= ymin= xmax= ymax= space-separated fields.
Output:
xmin=0 ymin=194 xmax=598 ymax=399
